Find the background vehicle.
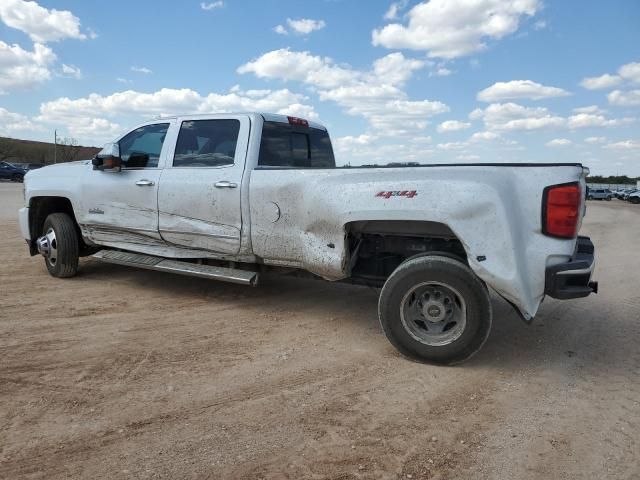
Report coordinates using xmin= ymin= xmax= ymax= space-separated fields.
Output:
xmin=587 ymin=188 xmax=612 ymax=200
xmin=628 ymin=191 xmax=640 ymax=204
xmin=622 ymin=189 xmax=638 ymax=200
xmin=0 ymin=161 xmax=27 ymax=182
xmin=18 ymin=113 xmax=598 ymax=365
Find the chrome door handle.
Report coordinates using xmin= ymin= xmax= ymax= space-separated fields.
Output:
xmin=215 ymin=181 xmax=238 ymax=189
xmin=135 ymin=179 xmax=155 ymax=187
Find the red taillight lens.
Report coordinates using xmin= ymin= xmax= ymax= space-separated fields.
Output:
xmin=542 ymin=182 xmax=581 ymax=238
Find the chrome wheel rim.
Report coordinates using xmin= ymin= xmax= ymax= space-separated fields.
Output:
xmin=37 ymin=227 xmax=58 ymax=267
xmin=400 ymin=281 xmax=467 ymax=346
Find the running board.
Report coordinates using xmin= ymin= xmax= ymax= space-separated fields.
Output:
xmin=91 ymin=250 xmax=258 ymax=286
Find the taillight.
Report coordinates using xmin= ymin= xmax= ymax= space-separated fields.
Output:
xmin=542 ymin=182 xmax=581 ymax=239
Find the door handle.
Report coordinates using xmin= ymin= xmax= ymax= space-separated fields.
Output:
xmin=135 ymin=179 xmax=155 ymax=187
xmin=215 ymin=181 xmax=238 ymax=189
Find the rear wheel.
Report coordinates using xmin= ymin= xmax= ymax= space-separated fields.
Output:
xmin=587 ymin=195 xmax=593 ymax=200
xmin=38 ymin=213 xmax=79 ymax=278
xmin=378 ymin=255 xmax=492 ymax=365
xmin=11 ymin=173 xmax=23 ymax=182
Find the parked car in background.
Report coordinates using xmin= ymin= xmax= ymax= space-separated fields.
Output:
xmin=622 ymin=189 xmax=638 ymax=201
xmin=587 ymin=188 xmax=612 ymax=200
xmin=0 ymin=161 xmax=27 ymax=182
xmin=627 ymin=191 xmax=640 ymax=204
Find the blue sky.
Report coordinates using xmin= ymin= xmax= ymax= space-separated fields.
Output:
xmin=0 ymin=0 xmax=639 ymax=175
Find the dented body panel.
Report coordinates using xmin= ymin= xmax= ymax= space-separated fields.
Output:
xmin=20 ymin=113 xmax=589 ymax=320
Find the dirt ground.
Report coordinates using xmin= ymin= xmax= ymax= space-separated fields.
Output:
xmin=1 ymin=182 xmax=639 ymax=480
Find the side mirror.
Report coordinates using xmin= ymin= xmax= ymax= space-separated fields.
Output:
xmin=93 ymin=143 xmax=122 ymax=172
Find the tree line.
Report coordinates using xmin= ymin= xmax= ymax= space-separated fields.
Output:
xmin=0 ymin=136 xmax=100 ymax=165
xmin=586 ymin=175 xmax=639 ymax=185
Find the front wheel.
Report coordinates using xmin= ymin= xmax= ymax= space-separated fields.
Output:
xmin=587 ymin=195 xmax=593 ymax=200
xmin=378 ymin=255 xmax=492 ymax=365
xmin=38 ymin=213 xmax=79 ymax=278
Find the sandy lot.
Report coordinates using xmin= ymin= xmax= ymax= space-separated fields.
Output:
xmin=1 ymin=182 xmax=639 ymax=479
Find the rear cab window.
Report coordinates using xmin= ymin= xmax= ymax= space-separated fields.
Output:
xmin=258 ymin=120 xmax=335 ymax=168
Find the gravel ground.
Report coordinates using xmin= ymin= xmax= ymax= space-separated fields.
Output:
xmin=1 ymin=182 xmax=638 ymax=479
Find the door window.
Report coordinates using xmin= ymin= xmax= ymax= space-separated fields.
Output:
xmin=173 ymin=119 xmax=240 ymax=167
xmin=119 ymin=123 xmax=169 ymax=169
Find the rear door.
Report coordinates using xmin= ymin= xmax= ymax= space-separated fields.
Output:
xmin=157 ymin=115 xmax=250 ymax=254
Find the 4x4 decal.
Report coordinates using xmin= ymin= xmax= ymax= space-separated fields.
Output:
xmin=376 ymin=190 xmax=418 ymax=199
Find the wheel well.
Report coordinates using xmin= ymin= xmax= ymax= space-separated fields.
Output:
xmin=28 ymin=197 xmax=81 ymax=255
xmin=345 ymin=220 xmax=467 ymax=287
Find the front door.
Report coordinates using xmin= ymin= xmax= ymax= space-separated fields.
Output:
xmin=79 ymin=122 xmax=172 ymax=248
xmin=157 ymin=115 xmax=249 ymax=255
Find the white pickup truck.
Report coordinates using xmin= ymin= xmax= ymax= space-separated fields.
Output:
xmin=19 ymin=113 xmax=597 ymax=364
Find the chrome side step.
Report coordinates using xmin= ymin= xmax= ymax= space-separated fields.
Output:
xmin=91 ymin=250 xmax=258 ymax=286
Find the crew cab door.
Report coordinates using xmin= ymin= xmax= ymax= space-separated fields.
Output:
xmin=157 ymin=115 xmax=249 ymax=255
xmin=79 ymin=121 xmax=172 ymax=246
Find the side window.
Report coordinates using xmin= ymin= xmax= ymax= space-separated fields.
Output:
xmin=173 ymin=119 xmax=240 ymax=167
xmin=258 ymin=121 xmax=335 ymax=168
xmin=118 ymin=123 xmax=169 ymax=169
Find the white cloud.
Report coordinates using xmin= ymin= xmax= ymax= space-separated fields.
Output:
xmin=239 ymin=48 xmax=446 ymax=137
xmin=273 ymin=24 xmax=287 ymax=35
xmin=116 ymin=77 xmax=131 ymax=84
xmin=470 ymin=131 xmax=500 ymax=141
xmin=286 ymin=18 xmax=326 ymax=35
xmin=471 ymin=102 xmax=632 ymax=132
xmin=31 ymin=86 xmax=318 ymax=144
xmin=457 ymin=154 xmax=480 ymax=161
xmin=0 ymin=0 xmax=87 ymax=42
xmin=473 ymin=102 xmax=565 ymax=131
xmin=580 ymin=73 xmax=622 ymax=90
xmin=0 ymin=107 xmax=40 ymax=136
xmin=608 ymin=89 xmax=640 ymax=107
xmin=131 ymin=66 xmax=152 ymax=74
xmin=437 ymin=142 xmax=468 ymax=150
xmin=533 ymin=20 xmax=547 ymax=30
xmin=372 ymin=0 xmax=540 ymax=59
xmin=61 ymin=63 xmax=81 ymax=79
xmin=274 ymin=18 xmax=326 ymax=35
xmin=0 ymin=40 xmax=56 ymax=93
xmin=605 ymin=140 xmax=640 ymax=151
xmin=573 ymin=105 xmax=606 ymax=115
xmin=384 ymin=1 xmax=409 ymax=20
xmin=585 ymin=136 xmax=606 ymax=144
xmin=477 ymin=80 xmax=570 ymax=102
xmin=566 ymin=113 xmax=631 ymax=129
xmin=238 ymin=49 xmax=357 ymax=89
xmin=618 ymin=62 xmax=640 ymax=85
xmin=579 ymin=61 xmax=640 ymax=91
xmin=432 ymin=67 xmax=453 ymax=77
xmin=437 ymin=120 xmax=471 ymax=133
xmin=372 ymin=52 xmax=425 ymax=85
xmin=546 ymin=138 xmax=572 ymax=147
xmin=200 ymin=1 xmax=223 ymax=10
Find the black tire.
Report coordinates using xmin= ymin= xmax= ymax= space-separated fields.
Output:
xmin=605 ymin=197 xmax=611 ymax=201
xmin=42 ymin=213 xmax=79 ymax=278
xmin=587 ymin=195 xmax=593 ymax=200
xmin=378 ymin=255 xmax=492 ymax=365
xmin=11 ymin=173 xmax=23 ymax=182
xmin=631 ymin=197 xmax=640 ymax=204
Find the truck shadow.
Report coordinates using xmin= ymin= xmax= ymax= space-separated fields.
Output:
xmin=79 ymin=260 xmax=622 ymax=372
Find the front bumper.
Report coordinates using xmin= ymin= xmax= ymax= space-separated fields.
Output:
xmin=545 ymin=236 xmax=598 ymax=300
